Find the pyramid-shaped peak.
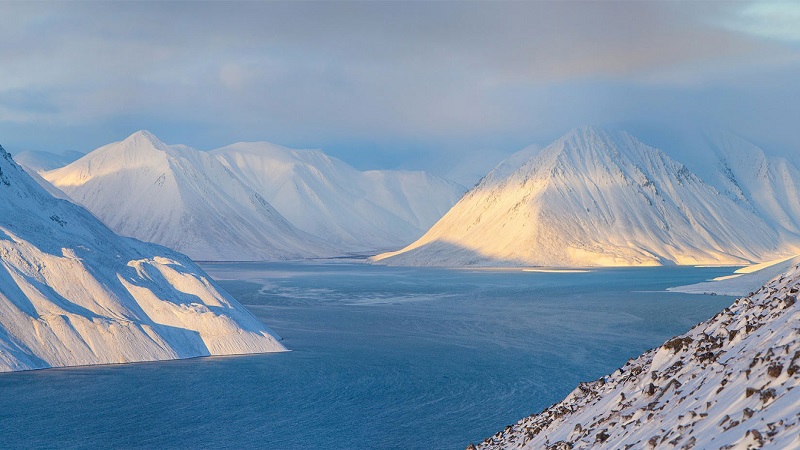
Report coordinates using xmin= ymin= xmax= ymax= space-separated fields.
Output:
xmin=119 ymin=130 xmax=170 ymax=152
xmin=559 ymin=126 xmax=630 ymax=147
xmin=547 ymin=127 xmax=656 ymax=161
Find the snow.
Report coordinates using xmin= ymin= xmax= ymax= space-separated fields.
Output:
xmin=212 ymin=141 xmax=465 ymax=251
xmin=473 ymin=262 xmax=800 ymax=449
xmin=685 ymin=132 xmax=800 ymax=244
xmin=0 ymin=143 xmax=285 ymax=373
xmin=41 ymin=131 xmax=464 ymax=260
xmin=42 ymin=131 xmax=339 ymax=261
xmin=669 ymin=255 xmax=800 ymax=297
xmin=374 ymin=127 xmax=799 ymax=267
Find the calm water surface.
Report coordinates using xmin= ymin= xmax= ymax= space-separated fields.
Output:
xmin=0 ymin=262 xmax=736 ymax=449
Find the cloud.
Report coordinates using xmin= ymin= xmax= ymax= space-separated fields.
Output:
xmin=0 ymin=1 xmax=797 ymax=171
xmin=721 ymin=1 xmax=800 ymax=42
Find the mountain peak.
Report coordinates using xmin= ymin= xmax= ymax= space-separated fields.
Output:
xmin=558 ymin=126 xmax=627 ymax=149
xmin=120 ymin=130 xmax=170 ymax=153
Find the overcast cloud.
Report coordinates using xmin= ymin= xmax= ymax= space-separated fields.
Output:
xmin=0 ymin=1 xmax=797 ymax=179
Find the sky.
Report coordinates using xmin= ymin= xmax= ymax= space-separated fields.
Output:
xmin=0 ymin=1 xmax=798 ymax=183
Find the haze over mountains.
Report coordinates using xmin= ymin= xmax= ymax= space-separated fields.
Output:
xmin=41 ymin=131 xmax=464 ymax=261
xmin=13 ymin=149 xmax=85 ymax=172
xmin=0 ymin=143 xmax=285 ymax=372
xmin=375 ymin=128 xmax=800 ymax=267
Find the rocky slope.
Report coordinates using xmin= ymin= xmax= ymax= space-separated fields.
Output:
xmin=0 ymin=142 xmax=285 ymax=372
xmin=472 ymin=263 xmax=800 ymax=449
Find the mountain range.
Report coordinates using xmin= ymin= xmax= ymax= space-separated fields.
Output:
xmin=374 ymin=128 xmax=800 ymax=267
xmin=41 ymin=131 xmax=464 ymax=261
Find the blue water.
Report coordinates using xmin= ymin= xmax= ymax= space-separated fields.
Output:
xmin=0 ymin=262 xmax=735 ymax=449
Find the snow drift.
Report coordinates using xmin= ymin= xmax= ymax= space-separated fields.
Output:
xmin=669 ymin=255 xmax=800 ymax=297
xmin=0 ymin=143 xmax=285 ymax=372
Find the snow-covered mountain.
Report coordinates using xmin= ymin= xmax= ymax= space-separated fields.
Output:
xmin=13 ymin=149 xmax=84 ymax=172
xmin=472 ymin=262 xmax=800 ymax=449
xmin=212 ymin=142 xmax=465 ymax=251
xmin=42 ymin=131 xmax=463 ymax=259
xmin=0 ymin=143 xmax=285 ymax=372
xmin=697 ymin=132 xmax=800 ymax=244
xmin=374 ymin=128 xmax=797 ymax=267
xmin=43 ymin=131 xmax=337 ymax=261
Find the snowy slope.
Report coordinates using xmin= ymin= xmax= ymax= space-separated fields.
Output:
xmin=43 ymin=131 xmax=336 ymax=261
xmin=473 ymin=262 xmax=800 ymax=450
xmin=0 ymin=143 xmax=285 ymax=373
xmin=374 ymin=128 xmax=794 ymax=267
xmin=13 ymin=149 xmax=84 ymax=172
xmin=212 ymin=142 xmax=465 ymax=250
xmin=698 ymin=132 xmax=800 ymax=244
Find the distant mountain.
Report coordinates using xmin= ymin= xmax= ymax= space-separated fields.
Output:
xmin=13 ymin=149 xmax=84 ymax=172
xmin=0 ymin=142 xmax=285 ymax=372
xmin=474 ymin=261 xmax=800 ymax=449
xmin=374 ymin=127 xmax=797 ymax=267
xmin=699 ymin=132 xmax=800 ymax=243
xmin=43 ymin=131 xmax=337 ymax=261
xmin=212 ymin=142 xmax=465 ymax=251
xmin=42 ymin=131 xmax=464 ymax=259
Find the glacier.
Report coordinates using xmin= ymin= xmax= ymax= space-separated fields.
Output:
xmin=0 ymin=142 xmax=285 ymax=372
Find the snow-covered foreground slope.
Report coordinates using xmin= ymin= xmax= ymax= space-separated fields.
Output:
xmin=43 ymin=131 xmax=336 ymax=261
xmin=473 ymin=263 xmax=800 ymax=449
xmin=213 ymin=142 xmax=465 ymax=251
xmin=374 ymin=128 xmax=796 ymax=267
xmin=0 ymin=143 xmax=286 ymax=372
xmin=669 ymin=255 xmax=800 ymax=297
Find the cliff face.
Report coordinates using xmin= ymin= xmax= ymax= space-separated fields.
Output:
xmin=474 ymin=263 xmax=800 ymax=449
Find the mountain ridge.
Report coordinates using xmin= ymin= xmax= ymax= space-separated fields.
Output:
xmin=41 ymin=131 xmax=464 ymax=259
xmin=374 ymin=127 xmax=797 ymax=267
xmin=43 ymin=131 xmax=338 ymax=261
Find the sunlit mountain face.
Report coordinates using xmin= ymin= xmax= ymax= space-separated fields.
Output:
xmin=375 ymin=128 xmax=800 ymax=267
xmin=0 ymin=143 xmax=285 ymax=372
